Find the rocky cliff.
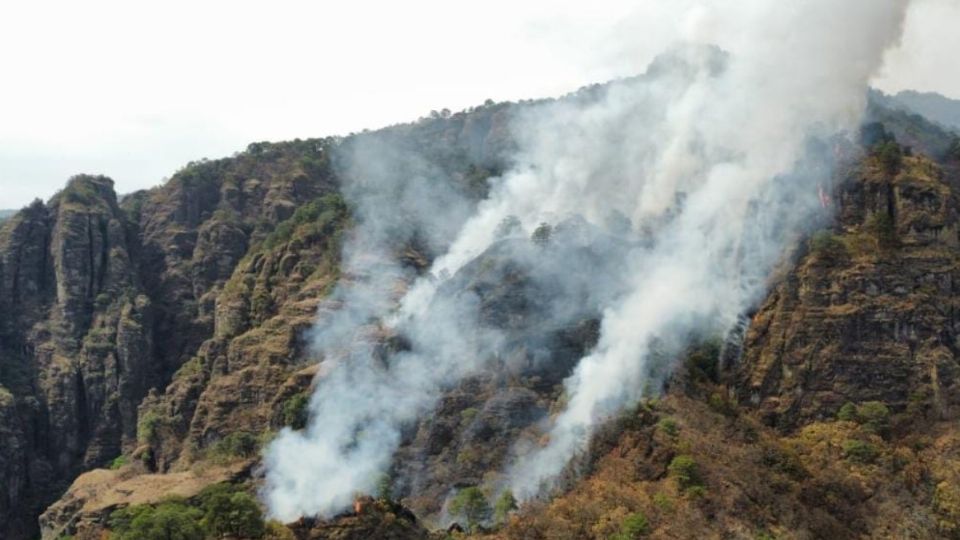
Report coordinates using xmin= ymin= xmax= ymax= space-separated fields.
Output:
xmin=0 ymin=104 xmax=513 ymax=539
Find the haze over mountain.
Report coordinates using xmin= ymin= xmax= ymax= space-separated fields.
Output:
xmin=889 ymin=90 xmax=960 ymax=131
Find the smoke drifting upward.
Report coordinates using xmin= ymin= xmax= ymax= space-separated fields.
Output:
xmin=264 ymin=0 xmax=910 ymax=521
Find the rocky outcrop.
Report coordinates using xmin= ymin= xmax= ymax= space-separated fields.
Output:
xmin=0 ymin=176 xmax=150 ymax=538
xmin=737 ymin=154 xmax=960 ymax=429
xmin=23 ymin=105 xmax=515 ymax=539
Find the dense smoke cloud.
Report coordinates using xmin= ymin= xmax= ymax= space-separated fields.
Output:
xmin=264 ymin=0 xmax=910 ymax=521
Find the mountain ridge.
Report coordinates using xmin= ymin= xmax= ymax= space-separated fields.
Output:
xmin=2 ymin=84 xmax=960 ymax=539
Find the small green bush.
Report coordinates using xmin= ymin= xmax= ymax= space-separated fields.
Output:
xmin=110 ymin=455 xmax=129 ymax=470
xmin=611 ymin=512 xmax=650 ymax=539
xmin=460 ymin=407 xmax=479 ymax=424
xmin=857 ymin=401 xmax=891 ymax=435
xmin=137 ymin=411 xmax=163 ymax=446
xmin=843 ymin=440 xmax=880 ymax=464
xmin=494 ymin=490 xmax=518 ymax=525
xmin=866 ymin=212 xmax=897 ymax=249
xmin=657 ymin=418 xmax=679 ymax=437
xmin=199 ymin=483 xmax=265 ymax=539
xmin=208 ymin=431 xmax=259 ymax=462
xmin=109 ymin=499 xmax=204 ymax=540
xmin=652 ymin=493 xmax=673 ymax=512
xmin=837 ymin=401 xmax=890 ymax=436
xmin=531 ymin=222 xmax=552 ymax=247
xmin=282 ymin=393 xmax=310 ymax=430
xmin=668 ymin=455 xmax=703 ymax=491
xmin=873 ymin=140 xmax=903 ymax=174
xmin=685 ymin=338 xmax=721 ymax=383
xmin=376 ymin=473 xmax=394 ymax=502
xmin=837 ymin=402 xmax=858 ymax=422
xmin=810 ymin=231 xmax=847 ymax=259
xmin=449 ymin=486 xmax=491 ymax=532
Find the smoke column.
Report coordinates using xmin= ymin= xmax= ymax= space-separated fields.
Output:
xmin=506 ymin=0 xmax=910 ymax=498
xmin=264 ymin=0 xmax=910 ymax=520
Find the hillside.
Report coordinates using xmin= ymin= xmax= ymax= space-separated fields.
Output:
xmin=2 ymin=83 xmax=960 ymax=540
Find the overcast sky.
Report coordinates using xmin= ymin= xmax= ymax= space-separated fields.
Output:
xmin=1 ymin=0 xmax=957 ymax=210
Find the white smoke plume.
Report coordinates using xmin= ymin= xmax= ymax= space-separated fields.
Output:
xmin=264 ymin=0 xmax=910 ymax=521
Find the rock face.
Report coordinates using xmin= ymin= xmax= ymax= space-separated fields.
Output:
xmin=0 ymin=106 xmax=514 ymax=539
xmin=737 ymin=154 xmax=960 ymax=429
xmin=0 ymin=176 xmax=150 ymax=539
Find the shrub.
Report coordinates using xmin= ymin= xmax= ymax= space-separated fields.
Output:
xmin=837 ymin=402 xmax=858 ymax=422
xmin=760 ymin=442 xmax=807 ymax=480
xmin=137 ymin=411 xmax=163 ymax=446
xmin=685 ymin=338 xmax=721 ymax=383
xmin=109 ymin=500 xmax=204 ymax=540
xmin=837 ymin=401 xmax=890 ymax=436
xmin=208 ymin=431 xmax=259 ymax=462
xmin=857 ymin=401 xmax=891 ymax=435
xmin=843 ymin=440 xmax=879 ymax=464
xmin=199 ymin=484 xmax=265 ymax=539
xmin=652 ymin=493 xmax=673 ymax=512
xmin=449 ymin=486 xmax=491 ymax=532
xmin=611 ymin=512 xmax=649 ymax=539
xmin=657 ymin=418 xmax=679 ymax=437
xmin=810 ymin=231 xmax=847 ymax=260
xmin=460 ymin=407 xmax=479 ymax=424
xmin=110 ymin=455 xmax=129 ymax=470
xmin=874 ymin=140 xmax=903 ymax=174
xmin=494 ymin=490 xmax=518 ymax=525
xmin=265 ymin=520 xmax=296 ymax=540
xmin=376 ymin=473 xmax=394 ymax=501
xmin=668 ymin=455 xmax=703 ymax=491
xmin=495 ymin=215 xmax=522 ymax=239
xmin=707 ymin=393 xmax=738 ymax=417
xmin=282 ymin=393 xmax=310 ymax=430
xmin=866 ymin=212 xmax=897 ymax=249
xmin=262 ymin=194 xmax=347 ymax=250
xmin=531 ymin=222 xmax=552 ymax=247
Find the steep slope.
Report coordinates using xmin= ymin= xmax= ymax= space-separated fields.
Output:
xmin=473 ymin=145 xmax=960 ymax=540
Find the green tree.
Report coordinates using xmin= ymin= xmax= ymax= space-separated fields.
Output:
xmin=449 ymin=486 xmax=491 ymax=532
xmin=282 ymin=393 xmax=310 ymax=430
xmin=493 ymin=490 xmax=518 ymax=525
xmin=810 ymin=230 xmax=847 ymax=260
xmin=376 ymin=473 xmax=394 ymax=502
xmin=843 ymin=440 xmax=879 ymax=464
xmin=837 ymin=402 xmax=858 ymax=422
xmin=611 ymin=512 xmax=650 ymax=539
xmin=857 ymin=401 xmax=891 ymax=436
xmin=866 ymin=212 xmax=897 ymax=250
xmin=874 ymin=140 xmax=903 ymax=174
xmin=495 ymin=215 xmax=522 ymax=239
xmin=668 ymin=455 xmax=703 ymax=492
xmin=109 ymin=500 xmax=204 ymax=540
xmin=531 ymin=222 xmax=552 ymax=247
xmin=199 ymin=484 xmax=265 ymax=539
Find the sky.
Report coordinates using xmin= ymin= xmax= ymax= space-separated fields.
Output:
xmin=0 ymin=0 xmax=957 ymax=210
